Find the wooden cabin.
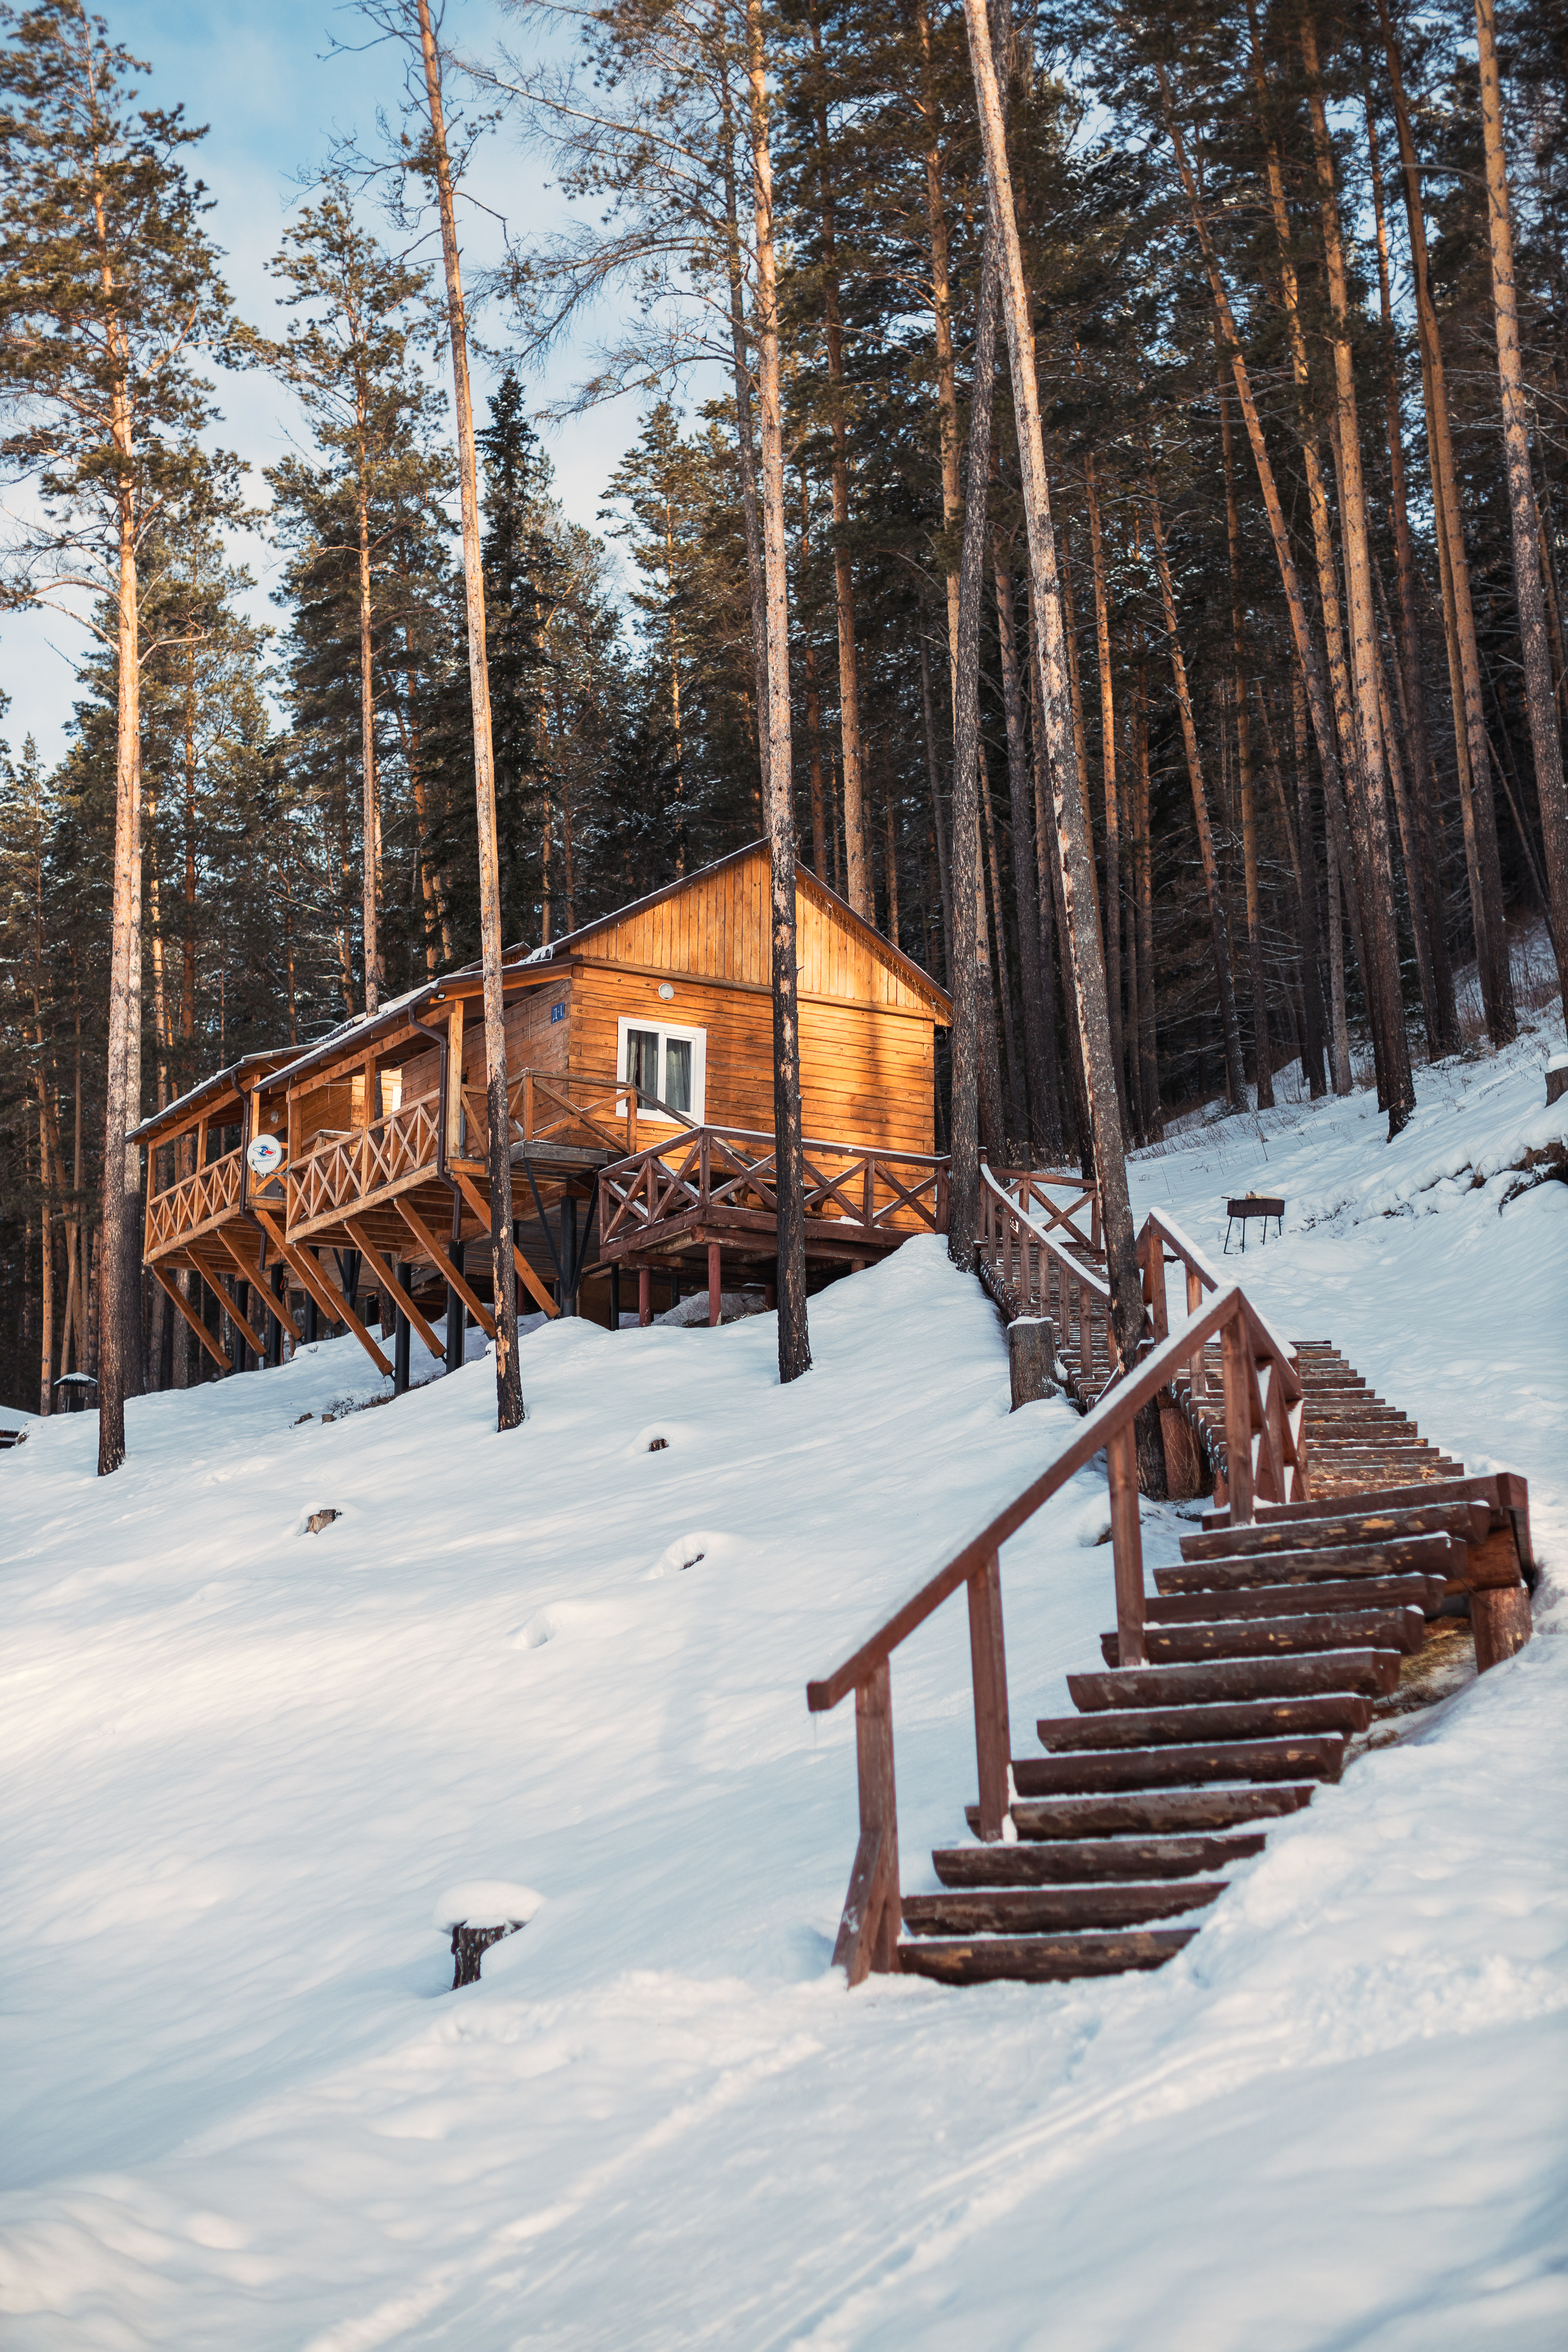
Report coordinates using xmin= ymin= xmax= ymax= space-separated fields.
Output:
xmin=139 ymin=844 xmax=952 ymax=1382
xmin=133 ymin=1051 xmax=309 ymax=1375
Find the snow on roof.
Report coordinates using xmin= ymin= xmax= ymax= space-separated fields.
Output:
xmin=128 ymin=1051 xmax=295 ymax=1144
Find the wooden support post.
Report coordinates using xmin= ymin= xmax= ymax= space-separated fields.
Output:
xmin=1008 ymin=1316 xmax=1057 ymax=1407
xmin=830 ymin=1660 xmax=901 ymax=1987
xmin=967 ymin=1551 xmax=1012 ymax=1839
xmin=1106 ymin=1421 xmax=1146 ymax=1666
xmin=206 ymin=1269 xmax=266 ymax=1364
xmin=393 ymin=1261 xmax=412 ymax=1395
xmin=393 ymin=1197 xmax=495 ymax=1341
xmin=217 ymin=1228 xmax=301 ymax=1349
xmin=252 ymin=1208 xmax=392 ymax=1378
xmin=151 ymin=1262 xmax=232 ymax=1375
xmin=1221 ymin=1312 xmax=1255 ymax=1524
xmin=638 ymin=1265 xmax=651 ymax=1327
xmin=344 ymin=1220 xmax=447 ymax=1362
xmin=1472 ymin=1585 xmax=1533 ymax=1672
xmin=452 ymin=1170 xmax=559 ymax=1318
xmin=707 ymin=1240 xmax=722 ymax=1327
xmin=610 ymin=1263 xmax=621 ymax=1330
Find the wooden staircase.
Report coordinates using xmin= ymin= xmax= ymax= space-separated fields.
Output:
xmin=897 ymin=1496 xmax=1485 ymax=1986
xmin=807 ymin=1185 xmax=1537 ymax=1993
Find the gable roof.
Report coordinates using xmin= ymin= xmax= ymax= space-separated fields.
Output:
xmin=518 ymin=838 xmax=952 ymax=1018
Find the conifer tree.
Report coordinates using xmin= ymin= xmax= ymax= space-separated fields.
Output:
xmin=0 ymin=0 xmax=237 ymax=1468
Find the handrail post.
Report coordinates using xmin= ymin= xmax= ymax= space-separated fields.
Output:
xmin=1142 ymin=1227 xmax=1169 ymax=1343
xmin=1222 ymin=1308 xmax=1255 ymax=1523
xmin=967 ymin=1551 xmax=1011 ymax=1839
xmin=831 ymin=1660 xmax=900 ymax=1982
xmin=1106 ymin=1422 xmax=1146 ymax=1665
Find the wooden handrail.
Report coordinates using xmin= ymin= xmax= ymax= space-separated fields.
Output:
xmin=805 ymin=1277 xmax=1307 ymax=1985
xmin=977 ymin=1164 xmax=1116 ymax=1399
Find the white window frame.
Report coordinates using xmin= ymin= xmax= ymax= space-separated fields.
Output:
xmin=617 ymin=1014 xmax=707 ymax=1125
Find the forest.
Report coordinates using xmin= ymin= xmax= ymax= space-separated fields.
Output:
xmin=0 ymin=0 xmax=1564 ymax=1431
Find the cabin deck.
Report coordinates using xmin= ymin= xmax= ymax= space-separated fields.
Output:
xmin=593 ymin=1125 xmax=952 ymax=1307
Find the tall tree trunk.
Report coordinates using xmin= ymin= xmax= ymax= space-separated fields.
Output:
xmin=994 ymin=539 xmax=1055 ymax=1150
xmin=1302 ymin=16 xmax=1415 ymax=1132
xmin=1365 ymin=83 xmax=1459 ymax=1053
xmin=979 ymin=747 xmax=1022 ymax=1140
xmin=918 ymin=617 xmax=952 ymax=977
xmin=945 ymin=189 xmax=1004 ymax=1267
xmin=917 ymin=0 xmax=964 ymax=682
xmin=356 ymin=483 xmax=382 ymax=1014
xmin=416 ymin=0 xmax=521 ymax=1431
xmin=1326 ymin=815 xmax=1352 ymax=1093
xmin=1255 ymin=673 xmax=1328 ymax=1097
xmin=1476 ymin=0 xmax=1568 ymax=1001
xmin=964 ymin=0 xmax=1149 ymax=1406
xmin=719 ymin=58 xmax=771 ymax=792
xmin=1133 ymin=650 xmax=1159 ymax=1133
xmin=1215 ymin=359 xmax=1272 ymax=1107
xmin=806 ymin=2 xmax=869 ymax=917
xmin=1082 ymin=451 xmax=1130 ymax=1121
xmin=1375 ymin=0 xmax=1517 ymax=1044
xmin=800 ymin=475 xmax=827 ymax=877
xmin=98 ymin=436 xmax=143 ymax=1473
xmin=748 ymin=0 xmax=810 ymax=1382
xmin=1031 ymin=590 xmax=1089 ymax=1167
xmin=1146 ymin=473 xmax=1247 ymax=1106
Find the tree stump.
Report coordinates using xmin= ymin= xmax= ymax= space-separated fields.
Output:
xmin=1546 ymin=1055 xmax=1568 ymax=1107
xmin=1009 ymin=1317 xmax=1058 ymax=1409
xmin=434 ymin=1881 xmax=544 ymax=1987
xmin=305 ymin=1509 xmax=340 ymax=1535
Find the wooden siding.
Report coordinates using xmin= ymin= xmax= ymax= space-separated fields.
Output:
xmin=570 ymin=846 xmax=942 ymax=1016
xmin=568 ymin=965 xmax=934 ymax=1153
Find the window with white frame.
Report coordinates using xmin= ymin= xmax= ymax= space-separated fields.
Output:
xmin=617 ymin=1014 xmax=707 ymax=1123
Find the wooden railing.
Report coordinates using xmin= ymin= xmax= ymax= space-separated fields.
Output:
xmin=989 ymin=1165 xmax=1101 ymax=1254
xmin=977 ymin=1164 xmax=1118 ymax=1399
xmin=145 ymin=1146 xmax=243 ymax=1258
xmin=804 ymin=1280 xmax=1308 ymax=1984
xmin=287 ymin=1098 xmax=442 ymax=1233
xmin=453 ymin=1066 xmax=644 ymax=1165
xmin=599 ymin=1125 xmax=950 ymax=1255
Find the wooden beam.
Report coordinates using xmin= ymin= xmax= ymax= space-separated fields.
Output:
xmin=343 ymin=1218 xmax=448 ymax=1361
xmin=252 ymin=1208 xmax=392 ymax=1378
xmin=392 ymin=1196 xmax=496 ymax=1339
xmin=151 ymin=1262 xmax=232 ymax=1374
xmin=452 ymin=1169 xmax=559 ymax=1318
xmin=216 ymin=1227 xmax=302 ymax=1345
xmin=200 ymin=1266 xmax=268 ymax=1361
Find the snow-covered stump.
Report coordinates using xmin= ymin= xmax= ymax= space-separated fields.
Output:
xmin=1008 ymin=1316 xmax=1058 ymax=1409
xmin=433 ymin=1883 xmax=543 ymax=1989
xmin=1546 ymin=1051 xmax=1568 ymax=1107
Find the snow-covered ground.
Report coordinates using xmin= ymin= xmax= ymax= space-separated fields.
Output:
xmin=2 ymin=1031 xmax=1565 ymax=2349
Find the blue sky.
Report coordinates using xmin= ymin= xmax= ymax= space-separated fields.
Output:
xmin=1 ymin=0 xmax=653 ymax=770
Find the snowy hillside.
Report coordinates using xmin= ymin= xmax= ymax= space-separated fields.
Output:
xmin=1 ymin=1035 xmax=1564 ymax=2349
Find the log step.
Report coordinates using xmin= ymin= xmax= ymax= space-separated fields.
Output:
xmin=898 ymin=1929 xmax=1198 ymax=1985
xmin=1012 ymin=1738 xmax=1346 ymax=1793
xmin=1156 ymin=1534 xmax=1462 ymax=1593
xmin=1145 ymin=1574 xmax=1447 ymax=1623
xmin=933 ymin=1832 xmax=1266 ymax=1885
xmin=1037 ymin=1695 xmax=1372 ymax=1750
xmin=969 ymin=1785 xmax=1318 ymax=1840
xmin=901 ymin=1882 xmax=1225 ymax=1936
xmin=1068 ymin=1651 xmax=1399 ymax=1711
xmin=1101 ymin=1607 xmax=1427 ymax=1665
xmin=1179 ymin=1502 xmax=1489 ymax=1560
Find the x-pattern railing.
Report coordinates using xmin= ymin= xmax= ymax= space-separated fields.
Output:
xmin=455 ymin=1067 xmax=640 ymax=1162
xmin=599 ymin=1125 xmax=950 ymax=1252
xmin=287 ymin=1098 xmax=440 ymax=1231
xmin=978 ymin=1165 xmax=1117 ymax=1400
xmin=145 ymin=1147 xmax=242 ymax=1257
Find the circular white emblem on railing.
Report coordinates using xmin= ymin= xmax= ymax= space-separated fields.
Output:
xmin=246 ymin=1134 xmax=285 ymax=1177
